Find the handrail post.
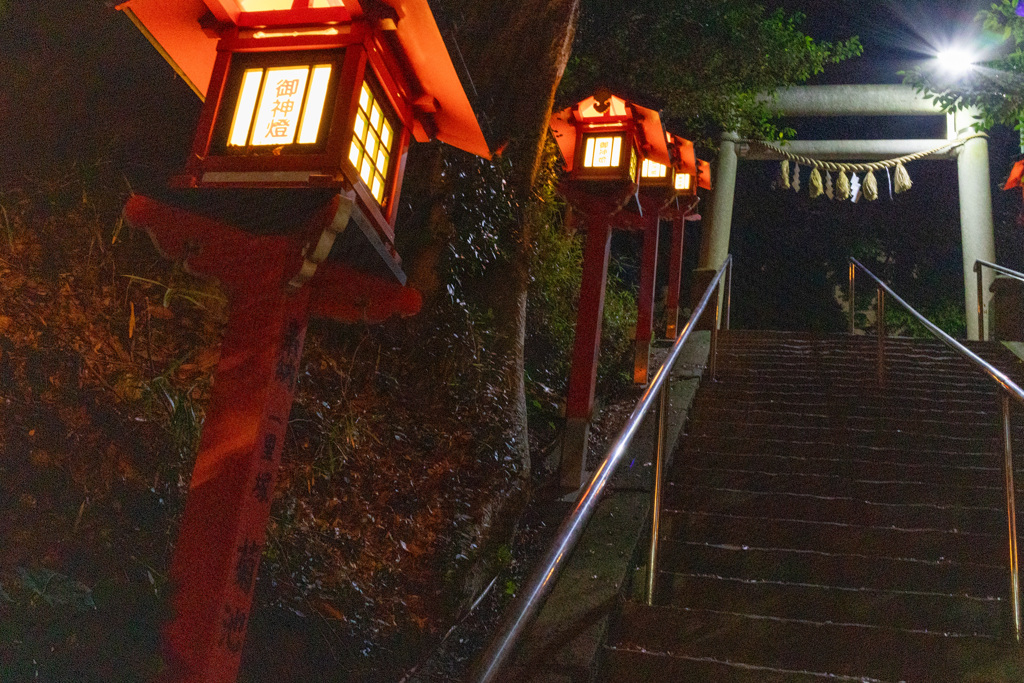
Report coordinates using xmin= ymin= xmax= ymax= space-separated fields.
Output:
xmin=646 ymin=386 xmax=668 ymax=606
xmin=976 ymin=262 xmax=986 ymax=342
xmin=876 ymin=286 xmax=885 ymax=386
xmin=849 ymin=262 xmax=856 ymax=334
xmin=724 ymin=258 xmax=733 ymax=332
xmin=1002 ymin=394 xmax=1022 ymax=643
xmin=709 ymin=293 xmax=720 ymax=382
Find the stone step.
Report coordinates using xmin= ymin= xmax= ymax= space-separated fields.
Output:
xmin=662 ymin=478 xmax=1009 ymax=532
xmin=695 ymin=383 xmax=1006 ymax=406
xmin=601 ymin=647 xmax=874 ymax=683
xmin=655 ymin=572 xmax=1003 ymax=636
xmin=658 ymin=508 xmax=1003 ymax=565
xmin=663 ymin=467 xmax=1005 ymax=509
xmin=689 ymin=404 xmax=1003 ymax=432
xmin=604 ymin=602 xmax=1012 ymax=683
xmin=680 ymin=434 xmax=1007 ymax=467
xmin=686 ymin=421 xmax=1008 ymax=452
xmin=700 ymin=377 xmax=1001 ymax=399
xmin=689 ymin=399 xmax=1002 ymax=425
xmin=656 ymin=540 xmax=1007 ymax=601
xmin=670 ymin=450 xmax=1006 ymax=490
xmin=601 ymin=332 xmax=1024 ymax=683
xmin=679 ymin=434 xmax=1004 ymax=467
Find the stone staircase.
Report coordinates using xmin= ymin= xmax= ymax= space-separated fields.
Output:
xmin=602 ymin=331 xmax=1024 ymax=682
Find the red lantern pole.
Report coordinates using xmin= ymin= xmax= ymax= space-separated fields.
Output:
xmin=633 ymin=215 xmax=660 ymax=384
xmin=125 ymin=195 xmax=421 ymax=683
xmin=163 ymin=281 xmax=309 ymax=682
xmin=562 ymin=220 xmax=613 ymax=489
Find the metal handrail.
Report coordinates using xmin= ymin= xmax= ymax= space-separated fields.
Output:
xmin=849 ymin=256 xmax=1022 ymax=642
xmin=974 ymin=260 xmax=1024 ymax=341
xmin=469 ymin=256 xmax=733 ymax=682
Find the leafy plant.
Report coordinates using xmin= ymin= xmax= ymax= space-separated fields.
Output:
xmin=121 ymin=273 xmax=227 ymax=310
xmin=562 ymin=0 xmax=862 ymax=146
xmin=903 ymin=1 xmax=1024 ymax=131
xmin=17 ymin=567 xmax=96 ymax=612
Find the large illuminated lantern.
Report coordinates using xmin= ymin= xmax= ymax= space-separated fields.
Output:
xmin=549 ymin=89 xmax=670 ymax=216
xmin=120 ymin=0 xmax=489 ymax=279
xmin=117 ymin=1 xmax=489 ymax=680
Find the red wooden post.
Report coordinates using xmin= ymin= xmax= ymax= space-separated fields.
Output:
xmin=163 ymin=280 xmax=310 ymax=682
xmin=562 ymin=221 xmax=613 ymax=489
xmin=125 ymin=195 xmax=421 ymax=683
xmin=664 ymin=214 xmax=685 ymax=339
xmin=633 ymin=216 xmax=660 ymax=385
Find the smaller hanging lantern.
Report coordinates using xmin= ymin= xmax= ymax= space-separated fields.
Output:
xmin=667 ymin=133 xmax=698 ymax=197
xmin=549 ymin=89 xmax=670 ymax=215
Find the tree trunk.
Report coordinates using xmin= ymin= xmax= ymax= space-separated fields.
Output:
xmin=438 ymin=0 xmax=580 ymax=474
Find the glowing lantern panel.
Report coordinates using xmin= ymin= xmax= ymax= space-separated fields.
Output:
xmin=235 ymin=0 xmax=345 ymax=10
xmin=583 ymin=135 xmax=622 ymax=169
xmin=641 ymin=159 xmax=667 ymax=179
xmin=227 ymin=64 xmax=333 ymax=148
xmin=675 ymin=173 xmax=693 ymax=191
xmin=348 ymin=81 xmax=396 ymax=205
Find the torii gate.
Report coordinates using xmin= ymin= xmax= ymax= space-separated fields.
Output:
xmin=695 ymin=84 xmax=996 ymax=341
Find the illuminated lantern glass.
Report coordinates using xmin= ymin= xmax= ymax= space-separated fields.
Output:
xmin=348 ymin=81 xmax=396 ymax=205
xmin=641 ymin=159 xmax=668 ymax=179
xmin=675 ymin=173 xmax=693 ymax=191
xmin=227 ymin=63 xmax=333 ymax=148
xmin=235 ymin=0 xmax=344 ymax=10
xmin=582 ymin=135 xmax=623 ymax=169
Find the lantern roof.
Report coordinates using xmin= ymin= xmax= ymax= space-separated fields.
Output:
xmin=117 ymin=0 xmax=490 ymax=158
xmin=549 ymin=93 xmax=671 ymax=172
xmin=697 ymin=159 xmax=712 ymax=190
xmin=668 ymin=133 xmax=697 ymax=178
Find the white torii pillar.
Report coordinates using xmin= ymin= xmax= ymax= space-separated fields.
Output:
xmin=697 ymin=85 xmax=996 ymax=340
xmin=954 ymin=109 xmax=997 ymax=341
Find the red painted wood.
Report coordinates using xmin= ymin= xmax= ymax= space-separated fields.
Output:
xmin=565 ymin=221 xmax=613 ymax=422
xmin=633 ymin=215 xmax=659 ymax=384
xmin=665 ymin=214 xmax=685 ymax=339
xmin=124 ymin=193 xmax=423 ymax=681
xmin=309 ymin=261 xmax=422 ymax=322
xmin=698 ymin=159 xmax=712 ymax=190
xmin=161 ymin=279 xmax=310 ymax=683
xmin=119 ymin=0 xmax=491 ymax=158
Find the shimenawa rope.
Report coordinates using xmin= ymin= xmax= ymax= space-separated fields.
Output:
xmin=751 ymin=133 xmax=988 ymax=200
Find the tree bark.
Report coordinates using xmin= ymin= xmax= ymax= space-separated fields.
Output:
xmin=437 ymin=0 xmax=580 ymax=475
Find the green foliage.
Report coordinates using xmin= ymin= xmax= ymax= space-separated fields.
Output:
xmin=884 ymin=298 xmax=967 ymax=339
xmin=562 ymin=0 xmax=863 ymax=145
xmin=16 ymin=567 xmax=96 ymax=612
xmin=138 ymin=369 xmax=207 ymax=466
xmin=903 ymin=1 xmax=1024 ymax=130
xmin=1 ymin=569 xmax=166 ymax=682
xmin=440 ymin=151 xmax=519 ymax=308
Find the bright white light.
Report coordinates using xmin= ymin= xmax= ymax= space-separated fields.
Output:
xmin=935 ymin=47 xmax=977 ymax=78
